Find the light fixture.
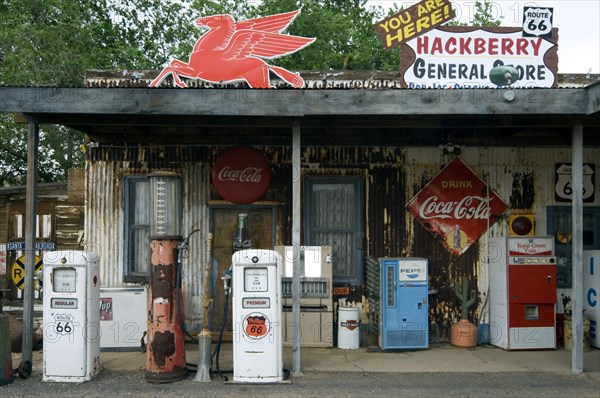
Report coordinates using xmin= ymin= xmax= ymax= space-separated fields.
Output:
xmin=438 ymin=142 xmax=463 ymax=155
xmin=489 ymin=65 xmax=520 ymax=102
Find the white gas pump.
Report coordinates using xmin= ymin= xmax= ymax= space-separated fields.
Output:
xmin=42 ymin=251 xmax=100 ymax=382
xmin=232 ymin=249 xmax=283 ymax=383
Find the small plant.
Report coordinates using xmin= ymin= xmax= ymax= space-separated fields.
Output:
xmin=453 ymin=279 xmax=477 ymax=320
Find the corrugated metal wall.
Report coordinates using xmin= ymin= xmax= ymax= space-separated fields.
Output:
xmin=86 ymin=144 xmax=600 ymax=341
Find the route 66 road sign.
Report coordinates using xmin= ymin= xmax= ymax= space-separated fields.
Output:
xmin=555 ymin=163 xmax=595 ymax=202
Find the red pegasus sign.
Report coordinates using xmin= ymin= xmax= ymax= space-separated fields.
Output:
xmin=149 ymin=10 xmax=315 ymax=88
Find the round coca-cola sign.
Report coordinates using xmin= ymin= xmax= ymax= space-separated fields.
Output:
xmin=211 ymin=146 xmax=272 ymax=204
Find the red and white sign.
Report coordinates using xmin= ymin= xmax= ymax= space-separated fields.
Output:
xmin=211 ymin=146 xmax=272 ymax=204
xmin=406 ymin=157 xmax=509 ymax=256
xmin=508 ymin=236 xmax=553 ymax=256
xmin=400 ymin=26 xmax=558 ymax=88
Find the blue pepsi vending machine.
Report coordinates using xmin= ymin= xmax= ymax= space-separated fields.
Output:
xmin=379 ymin=257 xmax=428 ymax=350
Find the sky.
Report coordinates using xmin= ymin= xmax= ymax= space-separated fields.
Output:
xmin=368 ymin=0 xmax=600 ymax=73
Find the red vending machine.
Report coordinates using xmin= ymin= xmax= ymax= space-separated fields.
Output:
xmin=489 ymin=236 xmax=557 ymax=350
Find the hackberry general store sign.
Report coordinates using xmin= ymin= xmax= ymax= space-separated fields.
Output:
xmin=400 ymin=26 xmax=558 ymax=88
xmin=406 ymin=157 xmax=509 ymax=256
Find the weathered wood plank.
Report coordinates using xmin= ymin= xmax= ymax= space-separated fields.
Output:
xmin=0 ymin=87 xmax=590 ymax=117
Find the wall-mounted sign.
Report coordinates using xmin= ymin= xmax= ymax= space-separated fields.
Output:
xmin=100 ymin=297 xmax=113 ymax=321
xmin=554 ymin=163 xmax=595 ymax=203
xmin=406 ymin=157 xmax=509 ymax=256
xmin=375 ymin=0 xmax=456 ymax=48
xmin=149 ymin=10 xmax=315 ymax=88
xmin=211 ymin=146 xmax=272 ymax=204
xmin=7 ymin=241 xmax=55 ymax=251
xmin=400 ymin=26 xmax=558 ymax=88
xmin=522 ymin=7 xmax=553 ymax=38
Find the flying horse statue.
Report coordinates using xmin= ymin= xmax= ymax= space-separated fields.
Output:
xmin=149 ymin=10 xmax=315 ymax=88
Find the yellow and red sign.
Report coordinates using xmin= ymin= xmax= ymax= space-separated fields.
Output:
xmin=406 ymin=157 xmax=508 ymax=256
xmin=375 ymin=0 xmax=456 ymax=48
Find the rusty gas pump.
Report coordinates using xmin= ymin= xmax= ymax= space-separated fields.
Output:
xmin=145 ymin=172 xmax=188 ymax=383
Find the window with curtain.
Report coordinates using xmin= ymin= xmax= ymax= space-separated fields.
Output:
xmin=304 ymin=176 xmax=364 ymax=285
xmin=124 ymin=176 xmax=150 ymax=282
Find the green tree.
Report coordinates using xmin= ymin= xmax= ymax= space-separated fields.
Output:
xmin=249 ymin=0 xmax=399 ymax=71
xmin=449 ymin=0 xmax=503 ymax=27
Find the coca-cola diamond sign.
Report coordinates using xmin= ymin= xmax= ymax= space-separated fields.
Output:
xmin=406 ymin=157 xmax=509 ymax=256
xmin=212 ymin=146 xmax=272 ymax=204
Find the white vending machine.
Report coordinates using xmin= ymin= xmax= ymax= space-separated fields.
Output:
xmin=584 ymin=251 xmax=599 ymax=348
xmin=232 ymin=249 xmax=283 ymax=383
xmin=43 ymin=251 xmax=100 ymax=382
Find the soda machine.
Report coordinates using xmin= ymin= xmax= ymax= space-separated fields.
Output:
xmin=379 ymin=257 xmax=429 ymax=350
xmin=489 ymin=236 xmax=557 ymax=350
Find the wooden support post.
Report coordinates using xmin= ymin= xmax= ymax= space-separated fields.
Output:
xmin=292 ymin=121 xmax=302 ymax=376
xmin=571 ymin=120 xmax=583 ymax=373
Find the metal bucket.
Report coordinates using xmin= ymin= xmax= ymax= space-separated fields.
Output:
xmin=338 ymin=307 xmax=360 ymax=349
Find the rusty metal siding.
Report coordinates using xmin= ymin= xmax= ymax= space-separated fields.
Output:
xmin=86 ymin=144 xmax=599 ymax=342
xmin=86 ymin=148 xmax=213 ymax=331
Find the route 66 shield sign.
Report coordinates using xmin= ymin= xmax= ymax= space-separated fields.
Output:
xmin=554 ymin=163 xmax=595 ymax=202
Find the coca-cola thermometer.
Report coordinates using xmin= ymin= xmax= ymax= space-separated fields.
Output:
xmin=406 ymin=157 xmax=509 ymax=256
xmin=212 ymin=146 xmax=272 ymax=204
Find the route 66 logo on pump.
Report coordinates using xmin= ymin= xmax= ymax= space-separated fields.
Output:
xmin=243 ymin=312 xmax=270 ymax=340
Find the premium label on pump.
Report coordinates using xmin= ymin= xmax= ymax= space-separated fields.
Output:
xmin=406 ymin=157 xmax=509 ymax=256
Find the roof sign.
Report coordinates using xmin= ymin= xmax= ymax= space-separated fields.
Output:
xmin=400 ymin=27 xmax=558 ymax=88
xmin=523 ymin=7 xmax=553 ymax=38
xmin=149 ymin=10 xmax=315 ymax=89
xmin=375 ymin=0 xmax=456 ymax=48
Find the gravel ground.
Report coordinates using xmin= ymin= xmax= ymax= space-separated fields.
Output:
xmin=2 ymin=369 xmax=599 ymax=398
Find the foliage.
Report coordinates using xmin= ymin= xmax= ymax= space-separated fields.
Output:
xmin=0 ymin=0 xmax=498 ymax=185
xmin=448 ymin=0 xmax=502 ymax=27
xmin=249 ymin=0 xmax=400 ymax=71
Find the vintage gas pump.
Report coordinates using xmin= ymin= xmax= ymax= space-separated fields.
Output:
xmin=42 ymin=251 xmax=100 ymax=382
xmin=232 ymin=249 xmax=283 ymax=383
xmin=145 ymin=172 xmax=188 ymax=383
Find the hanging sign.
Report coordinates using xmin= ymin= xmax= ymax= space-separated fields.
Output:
xmin=0 ymin=244 xmax=6 ymax=276
xmin=406 ymin=157 xmax=509 ymax=256
xmin=149 ymin=10 xmax=315 ymax=88
xmin=554 ymin=163 xmax=595 ymax=203
xmin=211 ymin=146 xmax=272 ymax=204
xmin=375 ymin=0 xmax=456 ymax=48
xmin=400 ymin=26 xmax=558 ymax=88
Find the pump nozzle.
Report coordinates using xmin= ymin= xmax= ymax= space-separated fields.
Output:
xmin=221 ymin=267 xmax=232 ymax=294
